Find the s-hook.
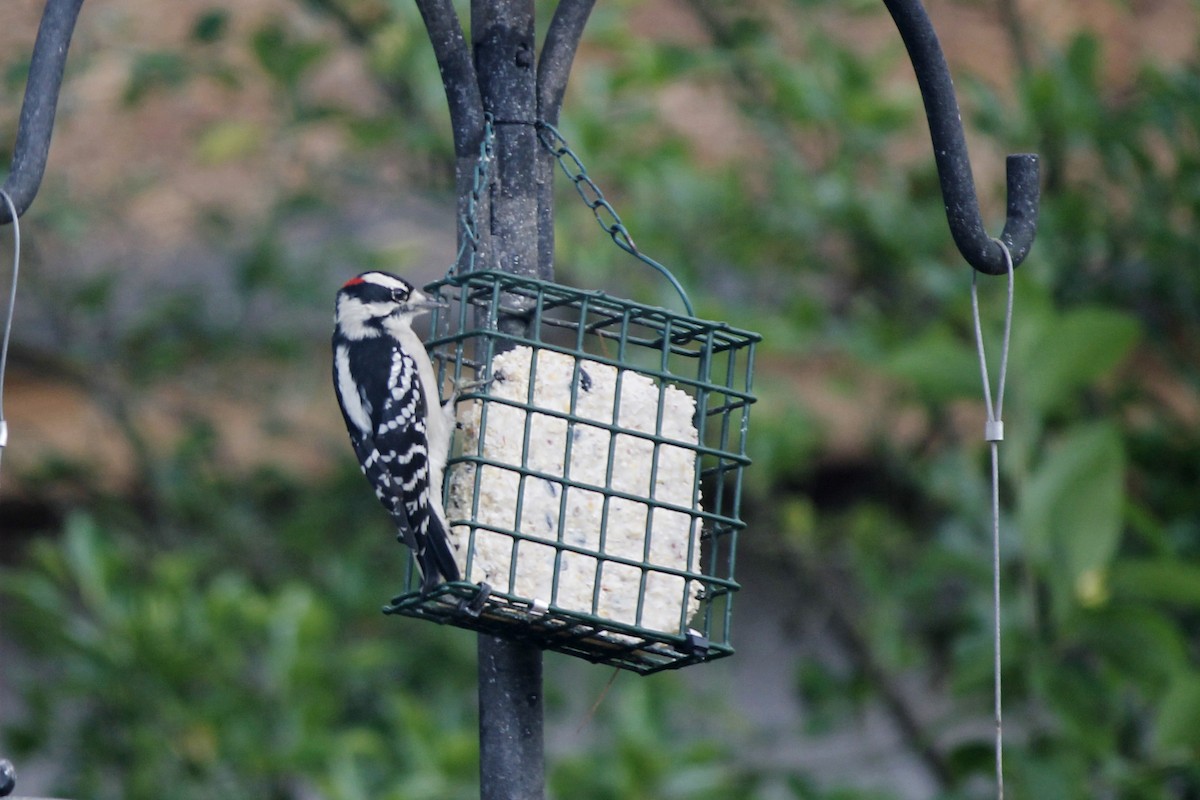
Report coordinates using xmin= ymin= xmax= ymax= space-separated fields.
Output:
xmin=883 ymin=0 xmax=1040 ymax=275
xmin=1 ymin=0 xmax=86 ymax=225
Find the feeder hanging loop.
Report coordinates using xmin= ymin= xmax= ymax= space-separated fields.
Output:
xmin=0 ymin=190 xmax=20 ymax=485
xmin=1 ymin=0 xmax=86 ymax=225
xmin=535 ymin=122 xmax=695 ymax=316
xmin=883 ymin=0 xmax=1040 ymax=275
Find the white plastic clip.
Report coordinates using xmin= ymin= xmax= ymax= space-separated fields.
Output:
xmin=530 ymin=598 xmax=549 ymax=616
xmin=984 ymin=420 xmax=1004 ymax=443
xmin=0 ymin=420 xmax=8 ymax=448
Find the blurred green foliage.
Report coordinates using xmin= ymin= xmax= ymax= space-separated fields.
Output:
xmin=3 ymin=0 xmax=1200 ymax=798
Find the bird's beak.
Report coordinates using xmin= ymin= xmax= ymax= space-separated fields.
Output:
xmin=400 ymin=291 xmax=449 ymax=314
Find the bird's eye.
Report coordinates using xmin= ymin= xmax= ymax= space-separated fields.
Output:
xmin=391 ymin=287 xmax=410 ymax=302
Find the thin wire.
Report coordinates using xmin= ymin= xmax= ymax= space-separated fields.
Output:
xmin=0 ymin=189 xmax=21 ymax=484
xmin=970 ymin=238 xmax=1014 ymax=800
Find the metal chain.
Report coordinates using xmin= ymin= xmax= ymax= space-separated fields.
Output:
xmin=535 ymin=122 xmax=694 ymax=316
xmin=450 ymin=113 xmax=495 ymax=277
xmin=971 ymin=238 xmax=1014 ymax=800
xmin=450 ymin=117 xmax=694 ymax=315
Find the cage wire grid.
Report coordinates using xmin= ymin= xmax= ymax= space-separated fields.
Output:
xmin=383 ymin=270 xmax=759 ymax=674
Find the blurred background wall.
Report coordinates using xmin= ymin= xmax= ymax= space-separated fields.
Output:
xmin=2 ymin=1 xmax=1199 ymax=798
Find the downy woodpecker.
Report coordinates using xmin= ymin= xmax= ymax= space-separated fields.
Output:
xmin=332 ymin=271 xmax=460 ymax=592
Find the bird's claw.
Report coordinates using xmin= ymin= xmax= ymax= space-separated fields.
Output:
xmin=448 ymin=377 xmax=493 ymax=403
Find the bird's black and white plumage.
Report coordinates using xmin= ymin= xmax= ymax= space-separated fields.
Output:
xmin=332 ymin=271 xmax=460 ymax=592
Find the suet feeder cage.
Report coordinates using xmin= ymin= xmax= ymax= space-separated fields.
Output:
xmin=383 ymin=269 xmax=760 ymax=674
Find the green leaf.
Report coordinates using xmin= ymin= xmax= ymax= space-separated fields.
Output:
xmin=195 ymin=120 xmax=263 ymax=164
xmin=1016 ymin=307 xmax=1140 ymax=416
xmin=123 ymin=51 xmax=191 ymax=106
xmin=885 ymin=325 xmax=978 ymax=402
xmin=4 ymin=61 xmax=29 ymax=92
xmin=1019 ymin=422 xmax=1126 ymax=603
xmin=192 ymin=9 xmax=229 ymax=43
xmin=1154 ymin=672 xmax=1200 ymax=755
xmin=251 ymin=22 xmax=330 ymax=89
xmin=1073 ymin=604 xmax=1189 ymax=684
xmin=1110 ymin=558 xmax=1200 ymax=607
xmin=62 ymin=513 xmax=112 ymax=615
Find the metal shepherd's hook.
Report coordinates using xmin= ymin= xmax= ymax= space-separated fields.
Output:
xmin=884 ymin=0 xmax=1040 ymax=275
xmin=1 ymin=0 xmax=86 ymax=225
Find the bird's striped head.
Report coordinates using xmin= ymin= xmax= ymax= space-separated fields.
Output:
xmin=334 ymin=271 xmax=444 ymax=339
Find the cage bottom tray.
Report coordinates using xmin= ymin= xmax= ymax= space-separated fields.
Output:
xmin=383 ymin=581 xmax=732 ymax=675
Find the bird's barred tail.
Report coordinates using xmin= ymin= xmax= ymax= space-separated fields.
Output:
xmin=417 ymin=512 xmax=461 ymax=593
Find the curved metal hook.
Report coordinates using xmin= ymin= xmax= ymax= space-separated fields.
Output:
xmin=1 ymin=0 xmax=86 ymax=225
xmin=883 ymin=0 xmax=1039 ymax=275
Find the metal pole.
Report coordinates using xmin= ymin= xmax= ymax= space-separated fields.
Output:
xmin=472 ymin=0 xmax=539 ymax=282
xmin=414 ymin=1 xmax=592 ymax=794
xmin=535 ymin=0 xmax=596 ymax=279
xmin=478 ymin=635 xmax=544 ymax=800
xmin=1 ymin=0 xmax=86 ymax=224
xmin=882 ymin=0 xmax=1040 ymax=274
xmin=471 ymin=3 xmax=545 ymax=799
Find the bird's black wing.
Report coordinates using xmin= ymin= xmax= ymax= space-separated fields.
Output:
xmin=333 ymin=336 xmax=422 ymax=561
xmin=354 ymin=340 xmax=459 ymax=590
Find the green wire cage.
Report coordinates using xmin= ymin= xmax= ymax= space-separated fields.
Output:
xmin=383 ymin=270 xmax=759 ymax=674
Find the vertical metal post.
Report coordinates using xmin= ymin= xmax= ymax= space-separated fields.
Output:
xmin=414 ymin=1 xmax=592 ymax=794
xmin=471 ymin=3 xmax=546 ymax=799
xmin=473 ymin=0 xmax=541 ymax=328
xmin=478 ymin=635 xmax=544 ymax=800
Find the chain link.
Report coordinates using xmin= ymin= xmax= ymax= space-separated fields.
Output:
xmin=449 ymin=116 xmax=694 ymax=317
xmin=451 ymin=114 xmax=495 ymax=277
xmin=536 ymin=122 xmax=694 ymax=317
